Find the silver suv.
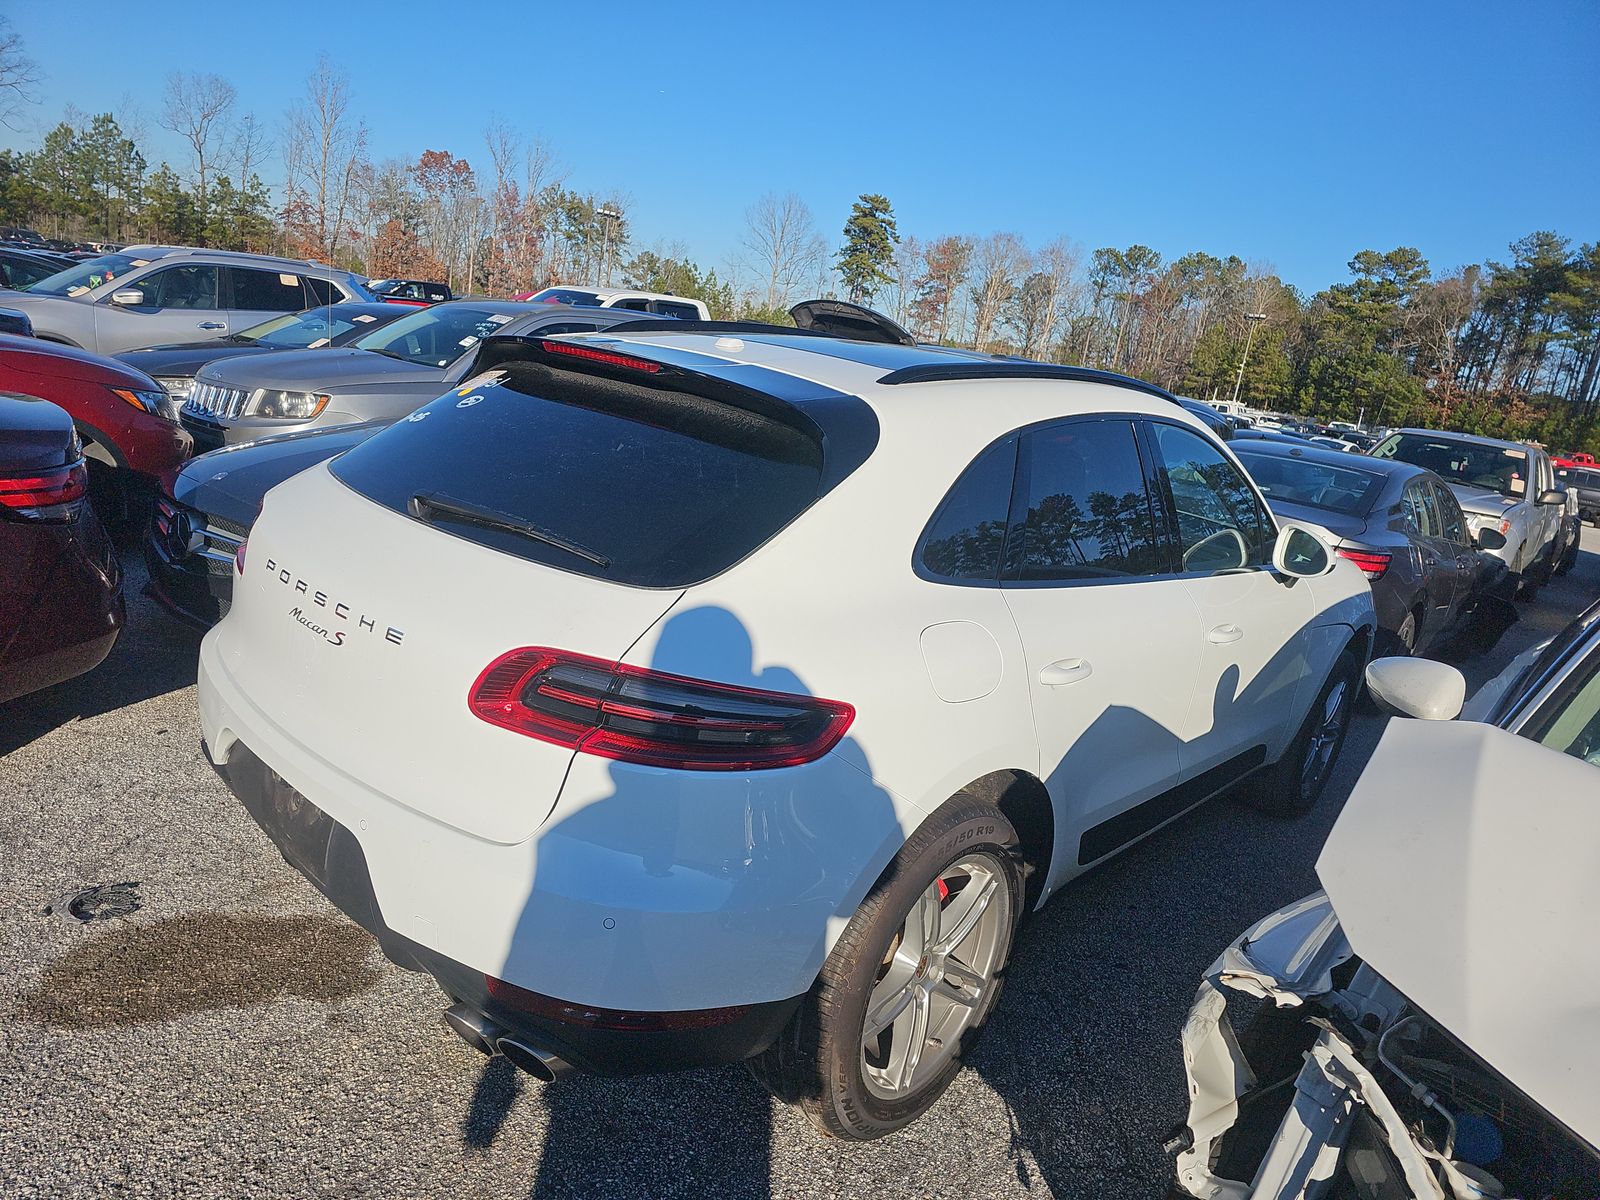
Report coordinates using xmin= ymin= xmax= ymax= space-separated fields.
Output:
xmin=0 ymin=246 xmax=371 ymax=355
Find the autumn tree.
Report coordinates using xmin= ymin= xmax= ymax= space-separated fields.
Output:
xmin=910 ymin=235 xmax=971 ymax=343
xmin=282 ymin=56 xmax=367 ymax=264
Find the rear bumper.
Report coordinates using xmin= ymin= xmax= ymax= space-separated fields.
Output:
xmin=210 ymin=740 xmax=801 ymax=1074
xmin=197 ymin=631 xmax=890 ymax=1039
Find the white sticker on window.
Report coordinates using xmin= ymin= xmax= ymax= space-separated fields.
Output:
xmin=353 ymin=313 xmax=376 ymax=323
xmin=487 ymin=313 xmax=513 ymax=325
xmin=279 ymin=274 xmax=300 ymax=286
xmin=130 ymin=259 xmax=149 ymax=267
xmin=307 ymin=337 xmax=330 ymax=349
xmin=1510 ymin=477 xmax=1525 ymax=495
xmin=67 ymin=286 xmax=89 ymax=296
xmin=458 ymin=336 xmax=479 ymax=348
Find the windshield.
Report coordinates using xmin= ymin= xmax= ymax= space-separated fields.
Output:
xmin=528 ymin=287 xmax=603 ymax=307
xmin=350 ymin=305 xmax=516 ymax=368
xmin=237 ymin=306 xmax=378 ymax=349
xmin=1234 ymin=449 xmax=1386 ymax=516
xmin=22 ymin=252 xmax=156 ymax=297
xmin=1525 ymin=639 xmax=1600 ymax=768
xmin=1372 ymin=432 xmax=1529 ymax=499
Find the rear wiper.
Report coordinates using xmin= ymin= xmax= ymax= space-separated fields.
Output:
xmin=408 ymin=492 xmax=611 ymax=568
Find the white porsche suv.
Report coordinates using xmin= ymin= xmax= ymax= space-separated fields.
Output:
xmin=197 ymin=326 xmax=1375 ymax=1139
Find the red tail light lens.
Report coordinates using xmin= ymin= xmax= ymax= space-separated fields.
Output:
xmin=0 ymin=461 xmax=87 ymax=521
xmin=234 ymin=539 xmax=247 ymax=574
xmin=1336 ymin=548 xmax=1392 ymax=579
xmin=538 ymin=340 xmax=663 ymax=374
xmin=468 ymin=647 xmax=854 ymax=770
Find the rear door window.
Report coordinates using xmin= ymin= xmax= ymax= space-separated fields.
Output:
xmin=1007 ymin=419 xmax=1167 ymax=582
xmin=329 ymin=362 xmax=829 ymax=587
xmin=230 ymin=268 xmax=308 ymax=313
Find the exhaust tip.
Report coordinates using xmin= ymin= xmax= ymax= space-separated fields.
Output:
xmin=443 ymin=1002 xmax=504 ymax=1057
xmin=497 ymin=1036 xmax=572 ymax=1082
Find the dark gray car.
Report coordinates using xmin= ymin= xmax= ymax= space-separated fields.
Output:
xmin=177 ymin=302 xmax=640 ymax=452
xmin=1556 ymin=464 xmax=1600 ymax=525
xmin=1233 ymin=440 xmax=1510 ymax=655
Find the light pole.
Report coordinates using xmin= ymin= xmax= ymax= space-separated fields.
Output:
xmin=596 ymin=204 xmax=621 ymax=286
xmin=1230 ymin=312 xmax=1268 ymax=408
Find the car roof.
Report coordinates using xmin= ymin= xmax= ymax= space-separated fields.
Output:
xmin=1390 ymin=427 xmax=1540 ymax=456
xmin=1231 ymin=436 xmax=1420 ymax=478
xmin=556 ymin=329 xmax=1203 ymax=437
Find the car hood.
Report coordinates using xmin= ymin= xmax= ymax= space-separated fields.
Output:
xmin=1316 ymin=718 xmax=1600 ymax=1149
xmin=0 ymin=331 xmax=159 ymax=389
xmin=201 ymin=348 xmax=445 ymax=391
xmin=171 ymin=420 xmax=389 ymax=528
xmin=119 ymin=343 xmax=265 ymax=377
xmin=1445 ymin=482 xmax=1521 ymax=518
xmin=1263 ymin=498 xmax=1368 ymax=542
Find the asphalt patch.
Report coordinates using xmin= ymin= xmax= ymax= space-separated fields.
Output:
xmin=19 ymin=913 xmax=382 ymax=1028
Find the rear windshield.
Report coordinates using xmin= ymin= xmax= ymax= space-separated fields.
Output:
xmin=1233 ymin=448 xmax=1386 ymax=516
xmin=529 ymin=287 xmax=603 ymax=307
xmin=329 ymin=361 xmax=826 ymax=587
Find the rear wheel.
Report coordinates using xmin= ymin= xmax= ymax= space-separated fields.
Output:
xmin=1243 ymin=650 xmax=1360 ymax=817
xmin=749 ymin=794 xmax=1023 ymax=1140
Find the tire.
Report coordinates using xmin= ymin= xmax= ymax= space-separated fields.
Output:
xmin=1243 ymin=649 xmax=1360 ymax=817
xmin=749 ymin=793 xmax=1024 ymax=1140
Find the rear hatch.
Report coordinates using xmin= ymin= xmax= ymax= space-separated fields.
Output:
xmin=216 ymin=342 xmax=850 ymax=843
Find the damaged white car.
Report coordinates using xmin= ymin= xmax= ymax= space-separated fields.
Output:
xmin=1171 ymin=603 xmax=1600 ymax=1199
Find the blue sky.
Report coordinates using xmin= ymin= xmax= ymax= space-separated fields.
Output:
xmin=7 ymin=1 xmax=1597 ymax=292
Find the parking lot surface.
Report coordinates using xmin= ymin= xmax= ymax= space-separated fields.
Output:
xmin=4 ymin=532 xmax=1597 ymax=1199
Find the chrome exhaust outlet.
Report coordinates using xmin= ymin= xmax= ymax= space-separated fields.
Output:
xmin=443 ymin=1002 xmax=505 ymax=1057
xmin=496 ymin=1036 xmax=573 ymax=1082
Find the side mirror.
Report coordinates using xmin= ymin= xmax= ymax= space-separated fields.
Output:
xmin=1474 ymin=526 xmax=1507 ymax=550
xmin=1272 ymin=524 xmax=1332 ymax=578
xmin=1364 ymin=657 xmax=1466 ymax=721
xmin=109 ymin=287 xmax=145 ymax=306
xmin=1537 ymin=488 xmax=1565 ymax=506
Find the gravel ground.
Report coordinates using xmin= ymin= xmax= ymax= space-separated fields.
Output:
xmin=3 ymin=529 xmax=1596 ymax=1199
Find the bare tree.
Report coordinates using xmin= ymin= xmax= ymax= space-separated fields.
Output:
xmin=282 ymin=57 xmax=367 ymax=263
xmin=740 ymin=192 xmax=826 ymax=310
xmin=0 ymin=17 xmax=39 ymax=131
xmin=160 ymin=71 xmax=236 ymax=229
xmin=969 ymin=233 xmax=1028 ymax=351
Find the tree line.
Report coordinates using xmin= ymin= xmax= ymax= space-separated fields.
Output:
xmin=0 ymin=26 xmax=1594 ymax=450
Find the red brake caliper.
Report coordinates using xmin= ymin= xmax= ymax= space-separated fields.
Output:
xmin=936 ymin=878 xmax=949 ymax=902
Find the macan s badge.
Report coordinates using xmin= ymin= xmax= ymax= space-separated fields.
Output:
xmin=263 ymin=556 xmax=405 ymax=647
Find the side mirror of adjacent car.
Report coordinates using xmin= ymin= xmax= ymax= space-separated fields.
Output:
xmin=1474 ymin=526 xmax=1507 ymax=550
xmin=1364 ymin=657 xmax=1466 ymax=721
xmin=1537 ymin=488 xmax=1566 ymax=506
xmin=109 ymin=287 xmax=145 ymax=306
xmin=1272 ymin=524 xmax=1332 ymax=578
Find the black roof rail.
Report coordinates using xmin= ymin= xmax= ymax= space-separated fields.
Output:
xmin=875 ymin=361 xmax=1184 ymax=408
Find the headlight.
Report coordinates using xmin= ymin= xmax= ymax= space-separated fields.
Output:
xmin=110 ymin=386 xmax=171 ymax=416
xmin=154 ymin=375 xmax=193 ymax=400
xmin=249 ymin=389 xmax=331 ymax=420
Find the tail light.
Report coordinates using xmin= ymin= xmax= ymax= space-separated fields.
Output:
xmin=234 ymin=539 xmax=247 ymax=574
xmin=468 ymin=647 xmax=854 ymax=771
xmin=1336 ymin=547 xmax=1391 ymax=579
xmin=538 ymin=340 xmax=663 ymax=374
xmin=0 ymin=461 xmax=87 ymax=522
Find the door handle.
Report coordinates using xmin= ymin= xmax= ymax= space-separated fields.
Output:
xmin=197 ymin=321 xmax=226 ymax=330
xmin=1039 ymin=658 xmax=1092 ymax=686
xmin=1206 ymin=624 xmax=1244 ymax=644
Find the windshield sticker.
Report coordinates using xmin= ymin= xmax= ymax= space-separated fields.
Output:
xmin=130 ymin=259 xmax=149 ymax=267
xmin=67 ymin=285 xmax=89 ymax=296
xmin=353 ymin=313 xmax=376 ymax=323
xmin=1504 ymin=449 xmax=1527 ymax=459
xmin=487 ymin=313 xmax=513 ymax=325
xmin=1510 ymin=477 xmax=1525 ymax=495
xmin=458 ymin=336 xmax=478 ymax=348
xmin=307 ymin=337 xmax=330 ymax=349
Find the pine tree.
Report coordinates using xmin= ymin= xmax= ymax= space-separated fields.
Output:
xmin=836 ymin=193 xmax=898 ymax=303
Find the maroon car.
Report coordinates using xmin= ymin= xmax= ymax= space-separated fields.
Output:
xmin=0 ymin=392 xmax=123 ymax=704
xmin=0 ymin=333 xmax=192 ymax=529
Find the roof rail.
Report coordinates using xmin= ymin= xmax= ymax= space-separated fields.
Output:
xmin=875 ymin=361 xmax=1183 ymax=407
xmin=602 ymin=318 xmax=837 ymax=339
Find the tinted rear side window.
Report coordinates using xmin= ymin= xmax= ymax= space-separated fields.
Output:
xmin=919 ymin=436 xmax=1017 ymax=582
xmin=329 ymin=363 xmax=827 ymax=588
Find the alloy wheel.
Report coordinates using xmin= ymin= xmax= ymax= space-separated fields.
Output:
xmin=860 ymin=852 xmax=1013 ymax=1101
xmin=1299 ymin=677 xmax=1350 ymax=800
